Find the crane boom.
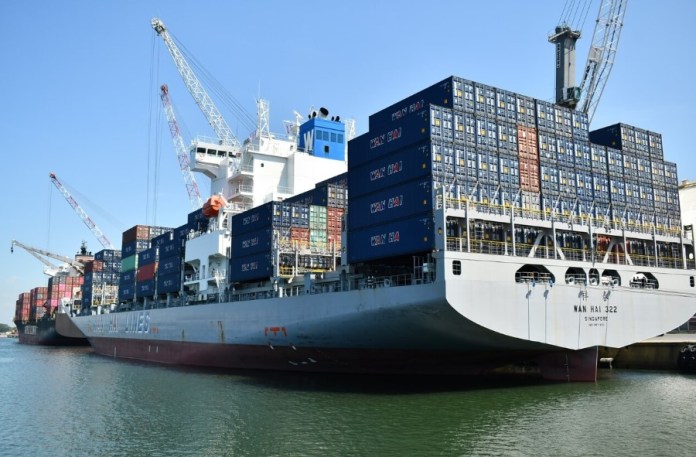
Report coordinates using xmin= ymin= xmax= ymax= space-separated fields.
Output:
xmin=11 ymin=240 xmax=84 ymax=276
xmin=152 ymin=18 xmax=241 ymax=151
xmin=577 ymin=0 xmax=627 ymax=123
xmin=49 ymin=173 xmax=115 ymax=249
xmin=160 ymin=84 xmax=204 ymax=210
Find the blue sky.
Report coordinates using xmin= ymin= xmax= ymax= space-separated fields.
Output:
xmin=1 ymin=0 xmax=694 ymax=325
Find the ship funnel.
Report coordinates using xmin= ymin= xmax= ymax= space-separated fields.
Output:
xmin=318 ymin=107 xmax=329 ymax=119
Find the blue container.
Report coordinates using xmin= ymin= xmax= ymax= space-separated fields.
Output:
xmin=290 ymin=204 xmax=309 ymax=228
xmin=606 ymin=147 xmax=623 ymax=176
xmin=157 ymin=272 xmax=181 ymax=294
xmin=137 ymin=247 xmax=158 ymax=265
xmin=348 ymin=140 xmax=433 ymax=199
xmin=349 ymin=104 xmax=451 ymax=169
xmin=121 ymin=239 xmax=150 ymax=257
xmin=347 ymin=215 xmax=434 ymax=264
xmin=557 ymin=138 xmax=574 ymax=166
xmin=174 ymin=223 xmax=190 ymax=240
xmin=367 ymin=76 xmax=456 ymax=130
xmin=229 ymin=253 xmax=273 ymax=282
xmin=232 ymin=202 xmax=274 ymax=236
xmin=348 ymin=179 xmax=432 ymax=231
xmin=136 ymin=280 xmax=155 ymax=297
xmin=538 ymin=132 xmax=558 ymax=163
xmin=151 ymin=231 xmax=173 ymax=247
xmin=158 ymin=256 xmax=182 ymax=276
xmin=558 ymin=166 xmax=577 ymax=197
xmin=474 ymin=82 xmax=497 ymax=117
xmin=120 ymin=270 xmax=135 ymax=284
xmin=94 ymin=249 xmax=121 ymax=261
xmin=187 ymin=208 xmax=206 ymax=226
xmin=231 ymin=228 xmax=272 ymax=257
xmin=159 ymin=236 xmax=183 ymax=259
xmin=118 ymin=284 xmax=134 ymax=301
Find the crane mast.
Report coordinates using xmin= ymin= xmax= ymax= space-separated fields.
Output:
xmin=160 ymin=83 xmax=204 ymax=210
xmin=151 ymin=18 xmax=241 ymax=151
xmin=576 ymin=0 xmax=627 ymax=124
xmin=11 ymin=240 xmax=85 ymax=276
xmin=49 ymin=173 xmax=115 ymax=250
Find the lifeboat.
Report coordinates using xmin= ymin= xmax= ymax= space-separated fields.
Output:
xmin=202 ymin=195 xmax=227 ymax=217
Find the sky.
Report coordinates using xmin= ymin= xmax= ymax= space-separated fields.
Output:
xmin=1 ymin=0 xmax=694 ymax=326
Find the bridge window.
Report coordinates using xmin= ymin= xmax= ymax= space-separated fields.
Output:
xmin=690 ymin=276 xmax=694 ymax=287
xmin=452 ymin=260 xmax=461 ymax=275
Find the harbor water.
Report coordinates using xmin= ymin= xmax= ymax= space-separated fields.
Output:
xmin=1 ymin=338 xmax=695 ymax=457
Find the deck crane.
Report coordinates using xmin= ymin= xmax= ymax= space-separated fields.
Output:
xmin=160 ymin=83 xmax=204 ymax=210
xmin=49 ymin=173 xmax=115 ymax=250
xmin=151 ymin=18 xmax=241 ymax=153
xmin=549 ymin=0 xmax=627 ymax=124
xmin=11 ymin=240 xmax=87 ymax=276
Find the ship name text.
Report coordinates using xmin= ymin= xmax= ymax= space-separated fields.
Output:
xmin=369 ymin=160 xmax=403 ymax=182
xmin=370 ymin=195 xmax=403 ymax=214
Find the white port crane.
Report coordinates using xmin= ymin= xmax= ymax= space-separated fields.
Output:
xmin=160 ymin=83 xmax=204 ymax=210
xmin=550 ymin=0 xmax=627 ymax=124
xmin=49 ymin=172 xmax=115 ymax=250
xmin=10 ymin=240 xmax=85 ymax=276
xmin=151 ymin=18 xmax=241 ymax=152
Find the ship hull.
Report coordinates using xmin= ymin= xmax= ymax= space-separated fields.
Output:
xmin=15 ymin=318 xmax=89 ymax=346
xmin=70 ymin=277 xmax=607 ymax=381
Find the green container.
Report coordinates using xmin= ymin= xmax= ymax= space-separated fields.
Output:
xmin=121 ymin=255 xmax=138 ymax=272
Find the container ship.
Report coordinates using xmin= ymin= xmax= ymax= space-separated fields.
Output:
xmin=66 ymin=75 xmax=696 ymax=381
xmin=12 ymin=244 xmax=95 ymax=346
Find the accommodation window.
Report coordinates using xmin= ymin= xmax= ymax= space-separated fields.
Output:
xmin=452 ymin=260 xmax=461 ymax=275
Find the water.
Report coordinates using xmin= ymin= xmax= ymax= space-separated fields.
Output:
xmin=1 ymin=338 xmax=695 ymax=457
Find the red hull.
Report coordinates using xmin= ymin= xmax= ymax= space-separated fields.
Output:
xmin=88 ymin=337 xmax=598 ymax=381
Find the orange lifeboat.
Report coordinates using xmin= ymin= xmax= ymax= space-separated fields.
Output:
xmin=202 ymin=195 xmax=227 ymax=217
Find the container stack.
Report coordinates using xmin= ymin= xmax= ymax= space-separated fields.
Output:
xmin=343 ymin=75 xmax=683 ymax=252
xmin=46 ymin=275 xmax=83 ymax=312
xmin=229 ymin=202 xmax=280 ymax=282
xmin=82 ymin=249 xmax=121 ymax=310
xmin=589 ymin=123 xmax=680 ymax=227
xmin=14 ymin=292 xmax=31 ymax=323
xmin=154 ymin=228 xmax=186 ymax=297
xmin=118 ymin=225 xmax=171 ymax=303
xmin=136 ymin=245 xmax=158 ymax=300
xmin=30 ymin=287 xmax=48 ymax=320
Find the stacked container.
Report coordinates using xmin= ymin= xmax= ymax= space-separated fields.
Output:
xmin=118 ymin=225 xmax=171 ymax=303
xmin=136 ymin=245 xmax=158 ymax=299
xmin=30 ymin=287 xmax=48 ymax=320
xmin=47 ymin=275 xmax=83 ymax=312
xmin=14 ymin=292 xmax=31 ymax=323
xmin=155 ymin=228 xmax=186 ymax=296
xmin=590 ymin=123 xmax=680 ymax=226
xmin=82 ymin=249 xmax=121 ymax=310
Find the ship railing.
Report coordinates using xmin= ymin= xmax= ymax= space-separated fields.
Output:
xmin=515 ymin=271 xmax=553 ymax=284
xmin=443 ymin=198 xmax=685 ymax=238
xmin=468 ymin=239 xmax=507 ymax=255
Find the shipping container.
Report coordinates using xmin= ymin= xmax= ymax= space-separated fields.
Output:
xmin=516 ymin=95 xmax=536 ymax=127
xmin=347 ymin=215 xmax=434 ymax=264
xmin=648 ymin=131 xmax=663 ymax=160
xmin=118 ymin=282 xmax=134 ymax=301
xmin=368 ymin=76 xmax=457 ymax=129
xmin=137 ymin=247 xmax=158 ymax=265
xmin=229 ymin=253 xmax=273 ymax=282
xmin=497 ymin=121 xmax=518 ymax=151
xmin=157 ymin=272 xmax=181 ymax=294
xmin=136 ymin=280 xmax=155 ymax=297
xmin=174 ymin=223 xmax=190 ymax=240
xmin=151 ymin=231 xmax=173 ymax=247
xmin=455 ymin=145 xmax=479 ymax=182
xmin=157 ymin=256 xmax=182 ymax=276
xmin=232 ymin=228 xmax=273 ymax=257
xmin=136 ymin=262 xmax=158 ymax=282
xmin=347 ymin=141 xmax=434 ymax=199
xmin=535 ymin=100 xmax=556 ymax=132
xmin=94 ymin=249 xmax=121 ymax=261
xmin=121 ymin=239 xmax=150 ymax=257
xmin=537 ymin=132 xmax=558 ymax=163
xmin=122 ymin=225 xmax=150 ymax=245
xmin=495 ymin=89 xmax=517 ymax=122
xmin=159 ymin=236 xmax=184 ymax=259
xmin=348 ymin=179 xmax=433 ymax=231
xmin=350 ymin=104 xmax=453 ymax=168
xmin=557 ymin=137 xmax=574 ymax=166
xmin=664 ymin=161 xmax=678 ymax=187
xmin=573 ymin=141 xmax=591 ymax=170
xmin=121 ymin=255 xmax=137 ymax=272
xmin=454 ymin=112 xmax=475 ymax=145
xmin=517 ymin=125 xmax=539 ymax=159
xmin=232 ymin=201 xmax=285 ymax=236
xmin=576 ymin=170 xmax=594 ymax=202
xmin=474 ymin=82 xmax=497 ymax=117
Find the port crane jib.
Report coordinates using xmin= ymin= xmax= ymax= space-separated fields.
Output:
xmin=11 ymin=240 xmax=85 ymax=276
xmin=49 ymin=172 xmax=115 ymax=250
